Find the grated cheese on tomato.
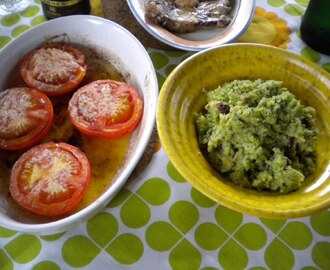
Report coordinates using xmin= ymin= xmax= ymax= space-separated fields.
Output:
xmin=0 ymin=89 xmax=35 ymax=137
xmin=31 ymin=47 xmax=81 ymax=83
xmin=76 ymin=83 xmax=131 ymax=125
xmin=25 ymin=148 xmax=79 ymax=197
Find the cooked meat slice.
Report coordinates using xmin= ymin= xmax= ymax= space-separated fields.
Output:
xmin=146 ymin=0 xmax=232 ymax=34
xmin=197 ymin=0 xmax=231 ymax=27
xmin=174 ymin=0 xmax=199 ymax=9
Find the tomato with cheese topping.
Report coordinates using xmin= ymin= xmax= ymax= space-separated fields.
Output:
xmin=68 ymin=80 xmax=143 ymax=139
xmin=9 ymin=142 xmax=91 ymax=216
xmin=19 ymin=44 xmax=87 ymax=96
xmin=0 ymin=87 xmax=54 ymax=150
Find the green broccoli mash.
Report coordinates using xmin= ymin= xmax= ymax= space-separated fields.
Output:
xmin=195 ymin=79 xmax=318 ymax=193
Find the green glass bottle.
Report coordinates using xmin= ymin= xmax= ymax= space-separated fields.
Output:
xmin=300 ymin=0 xmax=330 ymax=55
xmin=41 ymin=0 xmax=91 ymax=20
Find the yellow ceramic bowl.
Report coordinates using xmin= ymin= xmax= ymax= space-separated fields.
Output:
xmin=157 ymin=43 xmax=330 ymax=219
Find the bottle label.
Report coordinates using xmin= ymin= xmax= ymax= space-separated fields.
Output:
xmin=41 ymin=0 xmax=90 ymax=19
xmin=41 ymin=0 xmax=82 ymax=7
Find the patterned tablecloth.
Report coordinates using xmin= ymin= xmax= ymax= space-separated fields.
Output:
xmin=0 ymin=0 xmax=330 ymax=269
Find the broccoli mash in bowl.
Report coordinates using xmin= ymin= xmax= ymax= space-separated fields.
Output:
xmin=196 ymin=79 xmax=318 ymax=193
xmin=157 ymin=43 xmax=330 ymax=218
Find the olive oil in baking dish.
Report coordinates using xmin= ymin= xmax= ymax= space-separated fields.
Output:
xmin=41 ymin=0 xmax=91 ymax=20
xmin=0 ymin=43 xmax=132 ymax=222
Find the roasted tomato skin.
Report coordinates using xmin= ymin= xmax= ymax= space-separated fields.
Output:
xmin=19 ymin=44 xmax=87 ymax=96
xmin=68 ymin=79 xmax=143 ymax=139
xmin=0 ymin=87 xmax=54 ymax=150
xmin=9 ymin=142 xmax=91 ymax=216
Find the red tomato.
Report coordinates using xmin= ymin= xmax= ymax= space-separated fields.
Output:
xmin=0 ymin=87 xmax=54 ymax=150
xmin=68 ymin=80 xmax=143 ymax=139
xmin=19 ymin=44 xmax=87 ymax=96
xmin=10 ymin=142 xmax=91 ymax=216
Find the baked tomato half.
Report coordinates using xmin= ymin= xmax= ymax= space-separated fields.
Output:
xmin=68 ymin=80 xmax=143 ymax=139
xmin=0 ymin=87 xmax=54 ymax=150
xmin=10 ymin=142 xmax=91 ymax=216
xmin=19 ymin=43 xmax=87 ymax=96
